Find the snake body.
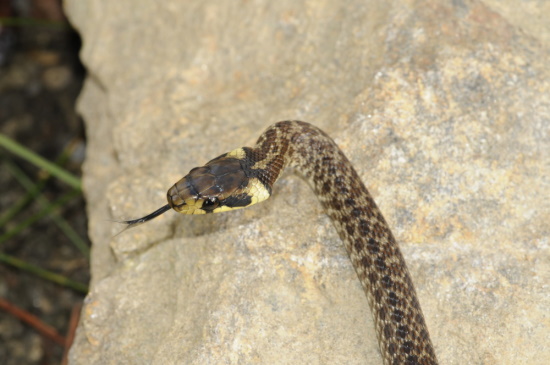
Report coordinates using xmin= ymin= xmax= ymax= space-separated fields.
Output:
xmin=123 ymin=121 xmax=438 ymax=364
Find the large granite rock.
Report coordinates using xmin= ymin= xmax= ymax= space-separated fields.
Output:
xmin=65 ymin=0 xmax=549 ymax=363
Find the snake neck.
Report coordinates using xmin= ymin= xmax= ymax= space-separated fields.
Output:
xmin=251 ymin=121 xmax=438 ymax=365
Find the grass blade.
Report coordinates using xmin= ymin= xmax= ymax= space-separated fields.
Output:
xmin=0 ymin=134 xmax=81 ymax=191
xmin=2 ymin=160 xmax=90 ymax=257
xmin=0 ymin=190 xmax=81 ymax=245
xmin=0 ymin=252 xmax=88 ymax=294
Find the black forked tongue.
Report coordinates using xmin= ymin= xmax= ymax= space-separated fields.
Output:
xmin=115 ymin=204 xmax=172 ymax=234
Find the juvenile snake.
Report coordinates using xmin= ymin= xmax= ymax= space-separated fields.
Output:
xmin=122 ymin=121 xmax=438 ymax=364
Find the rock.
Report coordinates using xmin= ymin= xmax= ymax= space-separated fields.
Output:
xmin=65 ymin=0 xmax=549 ymax=364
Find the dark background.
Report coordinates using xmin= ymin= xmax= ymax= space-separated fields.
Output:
xmin=0 ymin=0 xmax=89 ymax=364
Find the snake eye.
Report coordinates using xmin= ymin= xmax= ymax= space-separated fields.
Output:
xmin=202 ymin=197 xmax=219 ymax=208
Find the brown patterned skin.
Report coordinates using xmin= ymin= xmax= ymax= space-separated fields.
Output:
xmin=122 ymin=121 xmax=438 ymax=364
xmin=249 ymin=121 xmax=438 ymax=364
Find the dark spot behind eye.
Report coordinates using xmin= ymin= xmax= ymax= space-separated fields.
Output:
xmin=223 ymin=194 xmax=252 ymax=208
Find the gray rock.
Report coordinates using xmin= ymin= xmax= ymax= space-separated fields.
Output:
xmin=66 ymin=0 xmax=549 ymax=364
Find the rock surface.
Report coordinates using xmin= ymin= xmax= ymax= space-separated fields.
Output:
xmin=66 ymin=0 xmax=549 ymax=364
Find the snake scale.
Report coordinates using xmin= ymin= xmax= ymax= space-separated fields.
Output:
xmin=122 ymin=120 xmax=438 ymax=364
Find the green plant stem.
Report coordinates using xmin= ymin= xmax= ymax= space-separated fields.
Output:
xmin=0 ymin=190 xmax=81 ymax=245
xmin=0 ymin=252 xmax=88 ymax=294
xmin=2 ymin=160 xmax=90 ymax=257
xmin=0 ymin=139 xmax=77 ymax=226
xmin=0 ymin=163 xmax=44 ymax=227
xmin=0 ymin=134 xmax=82 ymax=191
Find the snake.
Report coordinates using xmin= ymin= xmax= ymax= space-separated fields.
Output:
xmin=121 ymin=120 xmax=438 ymax=365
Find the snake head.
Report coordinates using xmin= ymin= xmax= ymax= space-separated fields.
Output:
xmin=167 ymin=148 xmax=271 ymax=214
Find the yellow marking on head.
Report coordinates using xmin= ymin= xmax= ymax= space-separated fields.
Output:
xmin=226 ymin=148 xmax=246 ymax=159
xmin=172 ymin=198 xmax=207 ymax=215
xmin=249 ymin=178 xmax=271 ymax=204
xmin=212 ymin=205 xmax=243 ymax=213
